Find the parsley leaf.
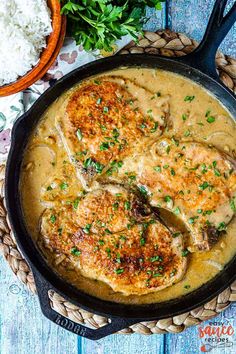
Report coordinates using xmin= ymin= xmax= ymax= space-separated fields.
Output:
xmin=61 ymin=0 xmax=165 ymax=52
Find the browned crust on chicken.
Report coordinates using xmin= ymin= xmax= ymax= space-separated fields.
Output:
xmin=105 ymin=138 xmax=236 ymax=251
xmin=40 ymin=185 xmax=187 ymax=295
xmin=56 ymin=78 xmax=166 ymax=187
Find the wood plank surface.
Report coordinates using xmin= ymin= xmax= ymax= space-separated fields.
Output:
xmin=0 ymin=256 xmax=78 ymax=354
xmin=0 ymin=2 xmax=235 ymax=354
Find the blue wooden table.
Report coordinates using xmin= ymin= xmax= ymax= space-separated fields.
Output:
xmin=0 ymin=1 xmax=236 ymax=353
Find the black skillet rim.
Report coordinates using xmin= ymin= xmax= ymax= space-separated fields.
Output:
xmin=5 ymin=54 xmax=236 ymax=320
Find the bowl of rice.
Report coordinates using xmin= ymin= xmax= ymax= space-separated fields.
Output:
xmin=0 ymin=0 xmax=66 ymax=97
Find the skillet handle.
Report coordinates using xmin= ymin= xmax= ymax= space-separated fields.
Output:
xmin=33 ymin=269 xmax=138 ymax=340
xmin=178 ymin=0 xmax=236 ymax=79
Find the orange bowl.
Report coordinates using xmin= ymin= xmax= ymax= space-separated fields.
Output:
xmin=0 ymin=0 xmax=66 ymax=97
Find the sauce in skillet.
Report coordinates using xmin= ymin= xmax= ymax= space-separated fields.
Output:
xmin=21 ymin=68 xmax=236 ymax=304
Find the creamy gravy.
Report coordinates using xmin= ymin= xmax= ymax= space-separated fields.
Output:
xmin=21 ymin=68 xmax=236 ymax=304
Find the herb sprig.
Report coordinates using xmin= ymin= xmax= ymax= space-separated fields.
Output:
xmin=61 ymin=0 xmax=165 ymax=52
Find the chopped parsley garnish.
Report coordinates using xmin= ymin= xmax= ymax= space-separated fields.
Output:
xmin=100 ymin=142 xmax=110 ymax=151
xmin=206 ymin=116 xmax=215 ymax=123
xmin=163 ymin=164 xmax=169 ymax=169
xmin=205 ymin=109 xmax=215 ymax=123
xmin=189 ymin=165 xmax=199 ymax=171
xmin=140 ymin=237 xmax=146 ymax=246
xmin=124 ymin=201 xmax=131 ymax=210
xmin=217 ymin=222 xmax=227 ymax=231
xmin=71 ymin=247 xmax=81 ymax=256
xmin=94 ymin=80 xmax=101 ymax=85
xmin=172 ymin=232 xmax=181 ymax=238
xmin=50 ymin=215 xmax=56 ymax=224
xmin=203 ymin=210 xmax=213 ymax=216
xmin=115 ymin=268 xmax=124 ymax=274
xmin=188 ymin=216 xmax=199 ymax=224
xmin=197 ymin=209 xmax=202 ymax=214
xmin=115 ymin=193 xmax=122 ymax=197
xmin=112 ymin=202 xmax=119 ymax=211
xmin=171 ymin=137 xmax=179 ymax=146
xmin=153 ymin=273 xmax=163 ymax=277
xmin=182 ymin=113 xmax=187 ymax=121
xmin=99 ymin=124 xmax=107 ymax=132
xmin=164 ymin=195 xmax=173 ymax=203
xmin=150 ymin=122 xmax=158 ymax=133
xmin=76 ymin=150 xmax=87 ymax=157
xmin=73 ymin=198 xmax=80 ymax=209
xmin=154 ymin=166 xmax=161 ymax=172
xmin=76 ymin=128 xmax=83 ymax=141
xmin=184 ymin=129 xmax=191 ymax=137
xmin=103 ymin=106 xmax=109 ymax=113
xmin=171 ymin=168 xmax=175 ymax=176
xmin=184 ymin=95 xmax=195 ymax=102
xmin=174 ymin=207 xmax=181 ymax=215
xmin=83 ymin=224 xmax=92 ymax=234
xmin=106 ymin=160 xmax=123 ymax=176
xmin=106 ymin=248 xmax=111 ymax=258
xmin=58 ymin=227 xmax=62 ymax=235
xmin=170 ymin=269 xmax=177 ymax=277
xmin=47 ymin=185 xmax=53 ymax=191
xmin=166 ymin=145 xmax=170 ymax=154
xmin=120 ymin=235 xmax=127 ymax=241
xmin=98 ymin=240 xmax=105 ymax=245
xmin=182 ymin=249 xmax=190 ymax=257
xmin=214 ymin=169 xmax=221 ymax=177
xmin=138 ymin=185 xmax=148 ymax=196
xmin=205 ymin=109 xmax=211 ymax=117
xmin=60 ymin=182 xmax=68 ymax=190
xmin=83 ymin=158 xmax=104 ymax=174
xmin=201 ymin=164 xmax=208 ymax=174
xmin=150 ymin=255 xmax=161 ymax=262
xmin=184 ymin=284 xmax=191 ymax=289
xmin=116 ymin=253 xmax=121 ymax=263
xmin=105 ymin=228 xmax=112 ymax=234
xmin=96 ymin=97 xmax=102 ymax=104
xmin=230 ymin=198 xmax=236 ymax=213
xmin=199 ymin=181 xmax=210 ymax=190
xmin=128 ymin=174 xmax=136 ymax=181
xmin=112 ymin=128 xmax=120 ymax=139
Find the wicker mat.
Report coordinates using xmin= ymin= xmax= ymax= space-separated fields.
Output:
xmin=0 ymin=30 xmax=236 ymax=335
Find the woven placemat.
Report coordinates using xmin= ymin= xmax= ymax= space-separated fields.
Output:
xmin=0 ymin=30 xmax=236 ymax=335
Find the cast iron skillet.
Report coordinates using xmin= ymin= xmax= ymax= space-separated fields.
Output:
xmin=5 ymin=0 xmax=236 ymax=339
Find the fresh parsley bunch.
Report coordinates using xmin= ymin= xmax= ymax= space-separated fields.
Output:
xmin=61 ymin=0 xmax=165 ymax=51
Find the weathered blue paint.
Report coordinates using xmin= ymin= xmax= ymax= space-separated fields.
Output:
xmin=168 ymin=0 xmax=236 ymax=56
xmin=0 ymin=2 xmax=235 ymax=354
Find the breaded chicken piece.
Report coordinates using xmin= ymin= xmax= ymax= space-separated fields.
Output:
xmin=40 ymin=185 xmax=187 ymax=295
xmin=55 ymin=77 xmax=168 ymax=188
xmin=105 ymin=138 xmax=236 ymax=251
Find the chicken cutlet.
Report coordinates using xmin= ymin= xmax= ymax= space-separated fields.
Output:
xmin=40 ymin=185 xmax=187 ymax=295
xmin=104 ymin=138 xmax=236 ymax=251
xmin=55 ymin=77 xmax=168 ymax=188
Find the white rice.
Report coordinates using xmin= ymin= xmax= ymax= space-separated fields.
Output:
xmin=0 ymin=0 xmax=52 ymax=86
